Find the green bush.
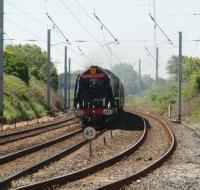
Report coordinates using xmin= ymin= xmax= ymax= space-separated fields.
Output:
xmin=191 ymin=73 xmax=200 ymax=94
xmin=3 ymin=74 xmax=50 ymax=122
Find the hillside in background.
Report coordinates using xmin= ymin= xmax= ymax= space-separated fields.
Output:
xmin=3 ymin=44 xmax=60 ymax=122
xmin=4 ymin=74 xmax=60 ymax=122
xmin=128 ymin=55 xmax=200 ymax=129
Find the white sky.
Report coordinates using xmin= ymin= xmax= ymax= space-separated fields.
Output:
xmin=4 ymin=0 xmax=200 ymax=78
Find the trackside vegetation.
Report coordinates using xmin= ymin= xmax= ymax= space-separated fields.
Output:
xmin=3 ymin=44 xmax=60 ymax=122
xmin=129 ymin=55 xmax=200 ymax=128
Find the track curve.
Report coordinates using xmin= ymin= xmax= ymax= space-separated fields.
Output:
xmin=93 ymin=112 xmax=176 ymax=190
xmin=12 ymin=115 xmax=147 ymax=190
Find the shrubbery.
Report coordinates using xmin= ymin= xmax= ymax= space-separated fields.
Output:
xmin=4 ymin=44 xmax=58 ymax=89
xmin=191 ymin=73 xmax=200 ymax=94
xmin=4 ymin=74 xmax=57 ymax=122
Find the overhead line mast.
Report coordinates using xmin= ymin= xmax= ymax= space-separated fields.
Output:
xmin=0 ymin=0 xmax=3 ymax=118
xmin=153 ymin=0 xmax=157 ymax=49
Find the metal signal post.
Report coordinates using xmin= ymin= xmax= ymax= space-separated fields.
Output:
xmin=156 ymin=47 xmax=159 ymax=85
xmin=64 ymin=46 xmax=67 ymax=111
xmin=47 ymin=29 xmax=51 ymax=108
xmin=0 ymin=0 xmax=4 ymax=118
xmin=138 ymin=59 xmax=141 ymax=95
xmin=177 ymin=32 xmax=182 ymax=123
xmin=68 ymin=58 xmax=71 ymax=109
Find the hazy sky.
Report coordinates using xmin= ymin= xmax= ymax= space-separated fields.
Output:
xmin=4 ymin=0 xmax=200 ymax=78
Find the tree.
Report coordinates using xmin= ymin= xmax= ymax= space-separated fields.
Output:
xmin=142 ymin=74 xmax=154 ymax=91
xmin=166 ymin=55 xmax=178 ymax=80
xmin=4 ymin=45 xmax=30 ymax=84
xmin=166 ymin=55 xmax=200 ymax=81
xmin=166 ymin=55 xmax=200 ymax=94
xmin=4 ymin=44 xmax=58 ymax=89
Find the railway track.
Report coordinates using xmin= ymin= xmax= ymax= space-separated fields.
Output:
xmin=0 ymin=128 xmax=82 ymax=165
xmin=0 ymin=111 xmax=175 ymax=190
xmin=0 ymin=128 xmax=106 ymax=189
xmin=90 ymin=112 xmax=176 ymax=190
xmin=9 ymin=112 xmax=146 ymax=190
xmin=0 ymin=116 xmax=77 ymax=145
xmin=55 ymin=111 xmax=175 ymax=190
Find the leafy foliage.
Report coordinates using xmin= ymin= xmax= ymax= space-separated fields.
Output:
xmin=4 ymin=44 xmax=58 ymax=89
xmin=4 ymin=74 xmax=48 ymax=122
xmin=166 ymin=55 xmax=200 ymax=95
xmin=191 ymin=73 xmax=200 ymax=94
xmin=145 ymin=84 xmax=177 ymax=114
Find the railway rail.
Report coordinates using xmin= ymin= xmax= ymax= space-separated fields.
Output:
xmin=0 ymin=129 xmax=106 ymax=189
xmin=0 ymin=111 xmax=176 ymax=190
xmin=91 ymin=112 xmax=176 ymax=190
xmin=0 ymin=116 xmax=77 ymax=145
xmin=0 ymin=128 xmax=81 ymax=165
xmin=10 ymin=114 xmax=147 ymax=190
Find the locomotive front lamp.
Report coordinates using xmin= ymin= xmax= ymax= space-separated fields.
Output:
xmin=108 ymin=102 xmax=111 ymax=108
xmin=103 ymin=109 xmax=113 ymax=116
xmin=74 ymin=110 xmax=84 ymax=117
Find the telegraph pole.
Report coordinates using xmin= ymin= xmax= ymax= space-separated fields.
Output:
xmin=47 ymin=29 xmax=51 ymax=108
xmin=0 ymin=0 xmax=4 ymax=118
xmin=68 ymin=58 xmax=71 ymax=109
xmin=156 ymin=47 xmax=159 ymax=85
xmin=138 ymin=59 xmax=141 ymax=95
xmin=177 ymin=32 xmax=182 ymax=123
xmin=64 ymin=46 xmax=67 ymax=111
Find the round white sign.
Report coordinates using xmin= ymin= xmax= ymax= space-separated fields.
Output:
xmin=83 ymin=126 xmax=96 ymax=140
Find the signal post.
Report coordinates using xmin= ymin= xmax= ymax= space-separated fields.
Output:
xmin=0 ymin=0 xmax=4 ymax=121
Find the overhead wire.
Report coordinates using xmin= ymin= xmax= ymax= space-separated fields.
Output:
xmin=153 ymin=0 xmax=157 ymax=49
xmin=149 ymin=13 xmax=174 ymax=46
xmin=4 ymin=33 xmax=15 ymax=45
xmin=75 ymin=0 xmax=118 ymax=66
xmin=106 ymin=46 xmax=122 ymax=64
xmin=6 ymin=0 xmax=50 ymax=28
xmin=145 ymin=46 xmax=156 ymax=61
xmin=60 ymin=0 xmax=115 ymax=67
xmin=101 ymin=27 xmax=112 ymax=66
xmin=93 ymin=12 xmax=120 ymax=45
xmin=46 ymin=12 xmax=71 ymax=45
xmin=5 ymin=17 xmax=46 ymax=42
xmin=78 ymin=46 xmax=92 ymax=65
xmin=60 ymin=0 xmax=102 ymax=47
xmin=75 ymin=0 xmax=101 ymax=28
xmin=191 ymin=38 xmax=200 ymax=56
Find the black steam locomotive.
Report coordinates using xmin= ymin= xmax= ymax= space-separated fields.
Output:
xmin=74 ymin=66 xmax=124 ymax=127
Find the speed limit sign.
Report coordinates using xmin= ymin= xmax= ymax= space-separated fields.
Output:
xmin=83 ymin=126 xmax=96 ymax=140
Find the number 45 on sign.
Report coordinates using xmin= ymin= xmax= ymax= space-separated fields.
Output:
xmin=83 ymin=126 xmax=96 ymax=140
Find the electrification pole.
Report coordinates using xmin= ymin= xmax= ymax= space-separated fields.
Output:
xmin=68 ymin=58 xmax=71 ymax=109
xmin=47 ymin=29 xmax=51 ymax=108
xmin=138 ymin=59 xmax=141 ymax=95
xmin=177 ymin=32 xmax=182 ymax=123
xmin=58 ymin=75 xmax=62 ymax=110
xmin=0 ymin=0 xmax=4 ymax=119
xmin=156 ymin=47 xmax=159 ymax=85
xmin=64 ymin=46 xmax=67 ymax=111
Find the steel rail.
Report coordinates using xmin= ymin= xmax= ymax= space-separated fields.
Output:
xmin=0 ymin=130 xmax=106 ymax=189
xmin=13 ymin=118 xmax=147 ymax=190
xmin=0 ymin=127 xmax=81 ymax=165
xmin=0 ymin=113 xmax=72 ymax=137
xmin=0 ymin=117 xmax=77 ymax=145
xmin=0 ymin=115 xmax=75 ymax=138
xmin=94 ymin=112 xmax=176 ymax=190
